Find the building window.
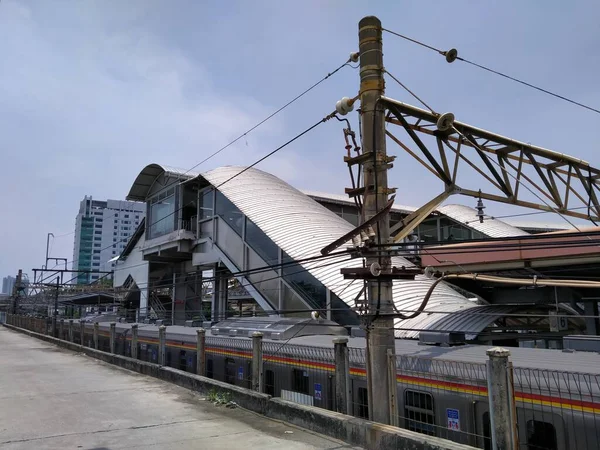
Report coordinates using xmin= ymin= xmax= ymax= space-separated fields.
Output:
xmin=526 ymin=420 xmax=557 ymax=450
xmin=92 ymin=262 xmax=100 ymax=267
xmin=93 ymin=243 xmax=101 ymax=248
xmin=148 ymin=187 xmax=176 ymax=239
xmin=94 ymin=250 xmax=100 ymax=254
xmin=246 ymin=218 xmax=278 ymax=263
xmin=215 ymin=191 xmax=242 ymax=235
xmin=404 ymin=390 xmax=435 ymax=436
xmin=199 ymin=189 xmax=214 ymax=220
xmin=124 ymin=214 xmax=129 ymax=218
xmin=292 ymin=369 xmax=309 ymax=395
xmin=94 ymin=230 xmax=102 ymax=235
xmin=93 ymin=256 xmax=100 ymax=261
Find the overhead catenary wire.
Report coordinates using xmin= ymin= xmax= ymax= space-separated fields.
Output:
xmin=381 ymin=27 xmax=600 ymax=115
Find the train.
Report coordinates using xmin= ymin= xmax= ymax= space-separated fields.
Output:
xmin=66 ymin=316 xmax=600 ymax=450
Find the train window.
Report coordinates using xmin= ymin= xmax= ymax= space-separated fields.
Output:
xmin=292 ymin=369 xmax=309 ymax=395
xmin=206 ymin=358 xmax=214 ymax=379
xmin=357 ymin=387 xmax=369 ymax=419
xmin=225 ymin=358 xmax=236 ymax=384
xmin=265 ymin=370 xmax=275 ymax=396
xmin=527 ymin=420 xmax=557 ymax=450
xmin=404 ymin=390 xmax=435 ymax=436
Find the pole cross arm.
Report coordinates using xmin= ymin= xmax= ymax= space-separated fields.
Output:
xmin=381 ymin=97 xmax=600 ymax=223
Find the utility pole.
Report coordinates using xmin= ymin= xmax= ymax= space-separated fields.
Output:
xmin=359 ymin=16 xmax=396 ymax=425
xmin=53 ymin=277 xmax=59 ymax=337
xmin=11 ymin=269 xmax=23 ymax=314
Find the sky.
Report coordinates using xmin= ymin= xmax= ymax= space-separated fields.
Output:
xmin=1 ymin=0 xmax=599 ymax=282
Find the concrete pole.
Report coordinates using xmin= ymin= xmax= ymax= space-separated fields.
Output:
xmin=359 ymin=15 xmax=396 ymax=425
xmin=59 ymin=319 xmax=64 ymax=340
xmin=131 ymin=324 xmax=139 ymax=359
xmin=333 ymin=337 xmax=350 ymax=414
xmin=158 ymin=325 xmax=166 ymax=366
xmin=252 ymin=332 xmax=264 ymax=392
xmin=93 ymin=322 xmax=99 ymax=350
xmin=80 ymin=320 xmax=85 ymax=346
xmin=196 ymin=328 xmax=206 ymax=376
xmin=487 ymin=347 xmax=514 ymax=450
xmin=68 ymin=319 xmax=74 ymax=343
xmin=109 ymin=322 xmax=116 ymax=354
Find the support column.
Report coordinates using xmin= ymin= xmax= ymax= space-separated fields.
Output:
xmin=487 ymin=347 xmax=514 ymax=450
xmin=359 ymin=15 xmax=396 ymax=425
xmin=93 ymin=322 xmax=99 ymax=349
xmin=252 ymin=332 xmax=264 ymax=392
xmin=333 ymin=337 xmax=350 ymax=414
xmin=388 ymin=349 xmax=399 ymax=427
xmin=109 ymin=322 xmax=116 ymax=354
xmin=196 ymin=328 xmax=206 ymax=376
xmin=158 ymin=325 xmax=166 ymax=366
xmin=59 ymin=319 xmax=64 ymax=340
xmin=80 ymin=320 xmax=85 ymax=346
xmin=131 ymin=324 xmax=139 ymax=359
xmin=68 ymin=319 xmax=74 ymax=342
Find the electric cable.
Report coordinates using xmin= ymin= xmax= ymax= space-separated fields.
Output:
xmin=381 ymin=27 xmax=600 ymax=115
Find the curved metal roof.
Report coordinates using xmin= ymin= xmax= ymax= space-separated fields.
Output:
xmin=201 ymin=166 xmax=483 ymax=338
xmin=438 ymin=204 xmax=528 ymax=238
xmin=127 ymin=163 xmax=200 ymax=201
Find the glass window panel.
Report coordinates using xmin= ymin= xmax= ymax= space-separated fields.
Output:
xmin=215 ymin=191 xmax=243 ymax=236
xmin=246 ymin=218 xmax=278 ymax=264
xmin=149 ymin=193 xmax=175 ymax=239
xmin=199 ymin=189 xmax=214 ymax=220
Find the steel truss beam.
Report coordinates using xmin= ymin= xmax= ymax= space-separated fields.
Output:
xmin=382 ymin=97 xmax=600 ymax=241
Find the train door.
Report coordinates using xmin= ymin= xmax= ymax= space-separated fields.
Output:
xmin=516 ymin=408 xmax=565 ymax=450
xmin=351 ymin=379 xmax=369 ymax=419
xmin=265 ymin=369 xmax=275 ymax=396
xmin=474 ymin=401 xmax=492 ymax=450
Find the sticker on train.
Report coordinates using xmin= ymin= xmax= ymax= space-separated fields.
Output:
xmin=446 ymin=408 xmax=460 ymax=431
xmin=314 ymin=383 xmax=322 ymax=400
xmin=238 ymin=366 xmax=244 ymax=380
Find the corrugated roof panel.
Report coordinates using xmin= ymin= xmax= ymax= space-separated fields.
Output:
xmin=438 ymin=204 xmax=528 ymax=238
xmin=202 ymin=166 xmax=483 ymax=338
xmin=303 ymin=190 xmax=418 ymax=214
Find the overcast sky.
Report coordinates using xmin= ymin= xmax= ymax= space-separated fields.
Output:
xmin=1 ymin=1 xmax=599 ymax=282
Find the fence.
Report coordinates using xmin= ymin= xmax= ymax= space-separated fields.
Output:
xmin=6 ymin=314 xmax=600 ymax=450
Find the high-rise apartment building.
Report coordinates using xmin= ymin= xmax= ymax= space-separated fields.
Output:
xmin=72 ymin=196 xmax=145 ymax=284
xmin=2 ymin=276 xmax=16 ymax=294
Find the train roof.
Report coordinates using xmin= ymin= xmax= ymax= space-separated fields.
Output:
xmin=95 ymin=322 xmax=600 ymax=375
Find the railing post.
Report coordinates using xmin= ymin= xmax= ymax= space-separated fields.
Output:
xmin=333 ymin=337 xmax=350 ymax=414
xmin=93 ymin=322 xmax=99 ymax=349
xmin=59 ymin=319 xmax=64 ymax=340
xmin=252 ymin=332 xmax=264 ymax=392
xmin=109 ymin=322 xmax=116 ymax=354
xmin=487 ymin=347 xmax=514 ymax=450
xmin=196 ymin=328 xmax=206 ymax=376
xmin=387 ymin=349 xmax=399 ymax=427
xmin=131 ymin=324 xmax=138 ymax=359
xmin=68 ymin=319 xmax=74 ymax=343
xmin=80 ymin=320 xmax=85 ymax=346
xmin=158 ymin=325 xmax=166 ymax=366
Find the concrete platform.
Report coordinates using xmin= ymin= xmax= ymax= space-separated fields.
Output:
xmin=0 ymin=327 xmax=358 ymax=450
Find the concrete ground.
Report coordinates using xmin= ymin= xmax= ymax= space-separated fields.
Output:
xmin=0 ymin=327 xmax=359 ymax=450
